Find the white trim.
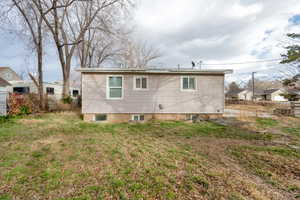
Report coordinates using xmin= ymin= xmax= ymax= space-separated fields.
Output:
xmin=133 ymin=76 xmax=149 ymax=91
xmin=76 ymin=68 xmax=233 ymax=75
xmin=180 ymin=76 xmax=197 ymax=92
xmin=106 ymin=75 xmax=124 ymax=100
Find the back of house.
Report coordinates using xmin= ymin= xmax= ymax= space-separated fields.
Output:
xmin=78 ymin=68 xmax=232 ymax=123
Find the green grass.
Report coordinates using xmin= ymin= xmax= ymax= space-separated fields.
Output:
xmin=256 ymin=118 xmax=279 ymax=127
xmin=0 ymin=112 xmax=297 ymax=199
xmin=282 ymin=127 xmax=300 ymax=137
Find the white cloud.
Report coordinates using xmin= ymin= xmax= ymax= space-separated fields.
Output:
xmin=133 ymin=0 xmax=300 ymax=83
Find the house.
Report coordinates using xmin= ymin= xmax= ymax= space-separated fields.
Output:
xmin=226 ymin=89 xmax=243 ymax=100
xmin=6 ymin=80 xmax=80 ymax=100
xmin=0 ymin=67 xmax=22 ymax=81
xmin=0 ymin=77 xmax=11 ymax=92
xmin=238 ymin=90 xmax=253 ymax=101
xmin=77 ymin=68 xmax=232 ymax=123
xmin=261 ymin=89 xmax=287 ymax=101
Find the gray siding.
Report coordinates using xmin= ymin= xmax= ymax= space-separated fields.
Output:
xmin=82 ymin=73 xmax=225 ymax=114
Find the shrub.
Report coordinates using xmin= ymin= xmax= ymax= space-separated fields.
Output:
xmin=8 ymin=93 xmax=39 ymax=116
xmin=61 ymin=96 xmax=73 ymax=104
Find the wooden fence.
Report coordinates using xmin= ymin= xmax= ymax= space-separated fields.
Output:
xmin=291 ymin=102 xmax=300 ymax=117
xmin=226 ymin=99 xmax=291 ymax=107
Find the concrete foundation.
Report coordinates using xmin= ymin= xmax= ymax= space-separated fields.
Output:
xmin=83 ymin=113 xmax=223 ymax=123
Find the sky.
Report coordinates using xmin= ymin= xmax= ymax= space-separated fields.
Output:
xmin=1 ymin=0 xmax=300 ymax=85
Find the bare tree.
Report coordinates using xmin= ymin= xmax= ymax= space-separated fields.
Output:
xmin=31 ymin=0 xmax=129 ymax=97
xmin=118 ymin=39 xmax=162 ymax=68
xmin=4 ymin=0 xmax=46 ymax=109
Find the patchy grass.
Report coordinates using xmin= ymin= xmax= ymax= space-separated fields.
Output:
xmin=282 ymin=127 xmax=300 ymax=137
xmin=0 ymin=112 xmax=298 ymax=199
xmin=229 ymin=145 xmax=300 ymax=198
xmin=256 ymin=118 xmax=279 ymax=127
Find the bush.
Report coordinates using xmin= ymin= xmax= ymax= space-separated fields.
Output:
xmin=8 ymin=93 xmax=39 ymax=116
xmin=61 ymin=96 xmax=73 ymax=104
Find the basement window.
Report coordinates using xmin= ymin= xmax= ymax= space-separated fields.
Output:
xmin=132 ymin=114 xmax=145 ymax=121
xmin=95 ymin=114 xmax=107 ymax=122
xmin=46 ymin=87 xmax=55 ymax=95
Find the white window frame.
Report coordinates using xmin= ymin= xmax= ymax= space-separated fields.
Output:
xmin=181 ymin=76 xmax=197 ymax=91
xmin=131 ymin=114 xmax=145 ymax=121
xmin=106 ymin=75 xmax=124 ymax=100
xmin=133 ymin=76 xmax=148 ymax=90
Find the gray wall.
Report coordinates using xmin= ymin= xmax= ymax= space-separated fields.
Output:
xmin=82 ymin=73 xmax=225 ymax=114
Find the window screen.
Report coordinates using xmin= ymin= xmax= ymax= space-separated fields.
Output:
xmin=182 ymin=77 xmax=196 ymax=90
xmin=108 ymin=76 xmax=122 ymax=99
xmin=135 ymin=77 xmax=147 ymax=89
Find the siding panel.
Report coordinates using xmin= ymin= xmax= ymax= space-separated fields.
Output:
xmin=82 ymin=74 xmax=224 ymax=114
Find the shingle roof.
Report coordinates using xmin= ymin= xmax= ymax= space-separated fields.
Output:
xmin=0 ymin=77 xmax=11 ymax=87
xmin=263 ymin=89 xmax=280 ymax=95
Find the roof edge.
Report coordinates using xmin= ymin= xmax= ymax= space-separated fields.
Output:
xmin=76 ymin=68 xmax=233 ymax=74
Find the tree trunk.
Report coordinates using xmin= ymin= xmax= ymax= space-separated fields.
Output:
xmin=37 ymin=44 xmax=45 ymax=110
xmin=63 ymin=74 xmax=70 ymax=99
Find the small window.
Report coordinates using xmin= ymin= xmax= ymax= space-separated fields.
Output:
xmin=95 ymin=114 xmax=107 ymax=121
xmin=46 ymin=87 xmax=55 ymax=95
xmin=72 ymin=90 xmax=79 ymax=97
xmin=13 ymin=87 xmax=30 ymax=94
xmin=134 ymin=76 xmax=148 ymax=90
xmin=107 ymin=76 xmax=123 ymax=99
xmin=132 ymin=114 xmax=145 ymax=121
xmin=181 ymin=76 xmax=196 ymax=90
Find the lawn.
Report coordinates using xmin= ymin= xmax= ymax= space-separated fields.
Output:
xmin=0 ymin=113 xmax=299 ymax=200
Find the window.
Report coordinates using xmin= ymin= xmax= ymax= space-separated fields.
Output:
xmin=134 ymin=76 xmax=148 ymax=90
xmin=107 ymin=76 xmax=123 ymax=99
xmin=13 ymin=87 xmax=30 ymax=94
xmin=181 ymin=76 xmax=196 ymax=90
xmin=95 ymin=114 xmax=107 ymax=121
xmin=72 ymin=90 xmax=79 ymax=97
xmin=46 ymin=87 xmax=55 ymax=95
xmin=132 ymin=114 xmax=145 ymax=121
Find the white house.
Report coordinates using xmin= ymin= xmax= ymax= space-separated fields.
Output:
xmin=6 ymin=80 xmax=80 ymax=100
xmin=238 ymin=90 xmax=253 ymax=101
xmin=262 ymin=89 xmax=287 ymax=102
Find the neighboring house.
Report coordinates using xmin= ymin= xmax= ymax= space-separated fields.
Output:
xmin=0 ymin=67 xmax=22 ymax=81
xmin=284 ymin=89 xmax=300 ymax=101
xmin=238 ymin=90 xmax=253 ymax=101
xmin=0 ymin=77 xmax=11 ymax=92
xmin=261 ymin=89 xmax=287 ymax=102
xmin=6 ymin=81 xmax=80 ymax=100
xmin=226 ymin=89 xmax=243 ymax=99
xmin=78 ymin=68 xmax=232 ymax=123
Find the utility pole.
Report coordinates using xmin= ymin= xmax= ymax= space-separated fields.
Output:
xmin=252 ymin=72 xmax=256 ymax=101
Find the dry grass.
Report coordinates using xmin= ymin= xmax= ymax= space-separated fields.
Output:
xmin=0 ymin=112 xmax=299 ymax=200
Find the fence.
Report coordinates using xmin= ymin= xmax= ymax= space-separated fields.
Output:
xmin=0 ymin=92 xmax=8 ymax=116
xmin=291 ymin=102 xmax=300 ymax=117
xmin=226 ymin=99 xmax=291 ymax=107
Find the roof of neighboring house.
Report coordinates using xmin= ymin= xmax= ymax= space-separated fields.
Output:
xmin=263 ymin=89 xmax=281 ymax=95
xmin=0 ymin=77 xmax=11 ymax=87
xmin=286 ymin=89 xmax=300 ymax=96
xmin=0 ymin=66 xmax=22 ymax=81
xmin=76 ymin=68 xmax=233 ymax=75
xmin=226 ymin=90 xmax=243 ymax=97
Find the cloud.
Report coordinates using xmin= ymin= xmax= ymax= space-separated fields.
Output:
xmin=1 ymin=0 xmax=300 ymax=83
xmin=133 ymin=0 xmax=300 ymax=83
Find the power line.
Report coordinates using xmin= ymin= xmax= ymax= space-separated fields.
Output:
xmin=202 ymin=58 xmax=282 ymax=66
